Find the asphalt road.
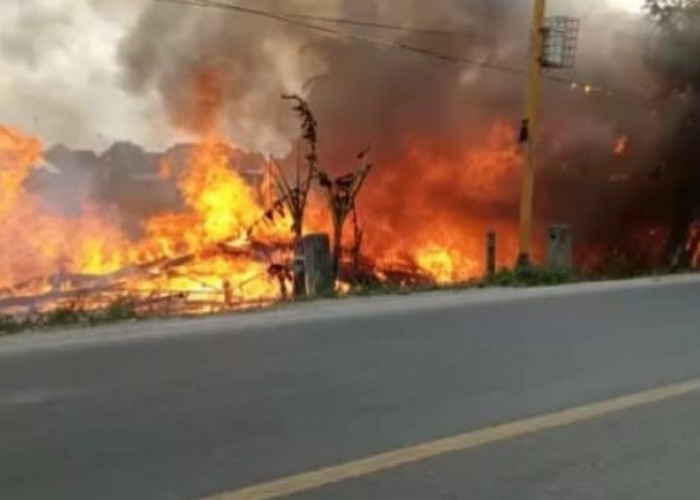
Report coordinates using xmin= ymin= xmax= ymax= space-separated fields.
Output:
xmin=2 ymin=277 xmax=700 ymax=500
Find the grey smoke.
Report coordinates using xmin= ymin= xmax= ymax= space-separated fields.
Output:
xmin=0 ymin=0 xmax=166 ymax=150
xmin=117 ymin=1 xmax=657 ymax=154
xmin=118 ymin=0 xmax=532 ymax=156
xmin=2 ymin=0 xmax=690 ymax=267
xmin=117 ymin=0 xmax=681 ymax=264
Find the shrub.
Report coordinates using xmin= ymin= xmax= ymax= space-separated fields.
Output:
xmin=486 ymin=266 xmax=579 ymax=287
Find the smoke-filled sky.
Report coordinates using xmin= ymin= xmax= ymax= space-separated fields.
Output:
xmin=0 ymin=0 xmax=648 ymax=154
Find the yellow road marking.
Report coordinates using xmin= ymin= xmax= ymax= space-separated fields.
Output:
xmin=201 ymin=377 xmax=700 ymax=500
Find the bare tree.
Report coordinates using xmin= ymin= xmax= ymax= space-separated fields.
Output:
xmin=265 ymin=94 xmax=319 ymax=296
xmin=317 ymin=148 xmax=373 ymax=281
xmin=272 ymin=94 xmax=373 ymax=286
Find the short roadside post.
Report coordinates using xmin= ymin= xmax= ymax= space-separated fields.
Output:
xmin=486 ymin=231 xmax=497 ymax=279
xmin=303 ymin=234 xmax=334 ymax=297
xmin=547 ymin=224 xmax=573 ymax=270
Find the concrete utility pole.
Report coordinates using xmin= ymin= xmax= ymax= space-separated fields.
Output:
xmin=517 ymin=0 xmax=547 ymax=269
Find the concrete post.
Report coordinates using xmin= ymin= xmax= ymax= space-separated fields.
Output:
xmin=303 ymin=234 xmax=334 ymax=297
xmin=223 ymin=279 xmax=233 ymax=306
xmin=486 ymin=231 xmax=497 ymax=279
xmin=547 ymin=224 xmax=573 ymax=270
xmin=292 ymin=239 xmax=306 ymax=298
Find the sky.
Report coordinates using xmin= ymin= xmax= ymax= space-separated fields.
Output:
xmin=0 ymin=0 xmax=646 ymax=152
xmin=615 ymin=0 xmax=645 ymax=13
xmin=0 ymin=0 xmax=170 ymax=151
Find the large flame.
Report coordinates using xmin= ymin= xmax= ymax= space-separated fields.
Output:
xmin=358 ymin=122 xmax=523 ymax=283
xmin=129 ymin=136 xmax=292 ymax=305
xmin=0 ymin=126 xmax=128 ymax=291
xmin=0 ymin=124 xmax=292 ymax=312
xmin=0 ymin=114 xmax=525 ymax=315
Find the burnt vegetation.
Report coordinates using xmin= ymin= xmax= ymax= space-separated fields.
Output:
xmin=644 ymin=0 xmax=700 ymax=269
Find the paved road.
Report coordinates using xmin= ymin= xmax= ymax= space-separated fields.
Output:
xmin=2 ymin=277 xmax=700 ymax=500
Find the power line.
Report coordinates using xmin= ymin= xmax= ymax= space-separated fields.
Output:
xmin=155 ymin=0 xmax=528 ymax=77
xmin=158 ymin=0 xmax=474 ymax=36
xmin=272 ymin=12 xmax=474 ymax=37
xmin=155 ymin=0 xmax=376 ymax=43
xmin=153 ymin=0 xmax=623 ymax=97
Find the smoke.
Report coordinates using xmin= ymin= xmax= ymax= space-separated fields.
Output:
xmin=116 ymin=0 xmax=680 ymax=267
xmin=3 ymin=0 xmax=692 ymax=271
xmin=0 ymin=0 xmax=169 ymax=150
xmin=118 ymin=0 xmax=530 ymax=156
xmin=116 ymin=1 xmax=660 ymax=147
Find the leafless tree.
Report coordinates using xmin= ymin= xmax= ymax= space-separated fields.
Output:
xmin=317 ymin=147 xmax=373 ymax=281
xmin=259 ymin=94 xmax=320 ymax=297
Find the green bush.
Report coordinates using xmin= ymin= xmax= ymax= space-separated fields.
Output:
xmin=44 ymin=306 xmax=83 ymax=326
xmin=486 ymin=266 xmax=579 ymax=287
xmin=97 ymin=299 xmax=137 ymax=323
xmin=0 ymin=315 xmax=26 ymax=336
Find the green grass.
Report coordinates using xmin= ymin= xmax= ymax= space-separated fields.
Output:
xmin=0 ymin=315 xmax=29 ymax=336
xmin=98 ymin=299 xmax=137 ymax=323
xmin=344 ymin=265 xmax=580 ymax=297
xmin=349 ymin=281 xmax=441 ymax=297
xmin=484 ymin=266 xmax=580 ymax=287
xmin=43 ymin=306 xmax=84 ymax=326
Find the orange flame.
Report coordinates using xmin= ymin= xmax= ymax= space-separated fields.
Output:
xmin=0 ymin=126 xmax=42 ymax=217
xmin=0 ymin=95 xmax=527 ymax=315
xmin=0 ymin=127 xmax=128 ymax=290
xmin=0 ymin=123 xmax=291 ymax=309
xmin=613 ymin=135 xmax=628 ymax=156
xmin=357 ymin=122 xmax=522 ymax=283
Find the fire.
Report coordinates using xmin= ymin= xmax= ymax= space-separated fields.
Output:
xmin=0 ymin=126 xmax=41 ymax=217
xmin=613 ymin=135 xmax=628 ymax=156
xmin=69 ymin=208 xmax=129 ymax=275
xmin=0 ymin=104 xmax=525 ymax=317
xmin=358 ymin=122 xmax=522 ymax=282
xmin=0 ymin=123 xmax=291 ymax=314
xmin=145 ymin=136 xmax=296 ymax=298
xmin=129 ymin=137 xmax=293 ymax=305
xmin=141 ymin=138 xmax=272 ymax=255
xmin=179 ymin=140 xmax=260 ymax=243
xmin=415 ymin=247 xmax=457 ymax=285
xmin=0 ymin=127 xmax=128 ymax=290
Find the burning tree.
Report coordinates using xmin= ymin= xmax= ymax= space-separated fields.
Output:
xmin=317 ymin=150 xmax=373 ymax=281
xmin=263 ymin=95 xmax=320 ymax=297
xmin=276 ymin=94 xmax=373 ymax=286
xmin=278 ymin=94 xmax=320 ymax=239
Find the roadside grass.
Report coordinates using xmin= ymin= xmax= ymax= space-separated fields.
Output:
xmin=483 ymin=266 xmax=580 ymax=287
xmin=349 ymin=281 xmax=442 ymax=297
xmin=0 ymin=299 xmax=140 ymax=337
xmin=0 ymin=315 xmax=31 ymax=337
